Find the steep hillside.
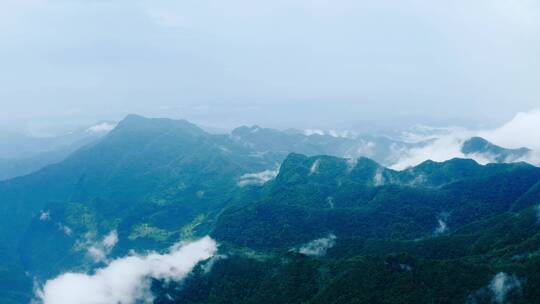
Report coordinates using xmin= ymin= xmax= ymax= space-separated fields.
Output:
xmin=1 ymin=116 xmax=539 ymax=303
xmin=212 ymin=154 xmax=540 ymax=249
xmin=155 ymin=205 xmax=540 ymax=304
xmin=0 ymin=115 xmax=278 ymax=292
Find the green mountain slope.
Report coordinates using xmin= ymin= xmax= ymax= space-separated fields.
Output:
xmin=155 ymin=204 xmax=540 ymax=304
xmin=1 ymin=115 xmax=539 ymax=303
xmin=0 ymin=115 xmax=279 ymax=294
xmin=212 ymin=154 xmax=540 ymax=249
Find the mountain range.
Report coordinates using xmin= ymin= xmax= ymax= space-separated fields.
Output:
xmin=1 ymin=115 xmax=539 ymax=304
xmin=0 ymin=122 xmax=115 ymax=181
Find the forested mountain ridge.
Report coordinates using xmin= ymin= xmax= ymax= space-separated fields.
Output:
xmin=0 ymin=115 xmax=278 ymax=302
xmin=1 ymin=115 xmax=539 ymax=303
xmin=231 ymin=125 xmax=534 ymax=168
xmin=212 ymin=153 xmax=540 ymax=250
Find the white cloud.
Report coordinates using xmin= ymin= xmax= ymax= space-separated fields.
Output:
xmin=35 ymin=236 xmax=217 ymax=304
xmin=86 ymin=122 xmax=116 ymax=135
xmin=39 ymin=210 xmax=73 ymax=236
xmin=355 ymin=141 xmax=376 ymax=156
xmin=39 ymin=211 xmax=50 ymax=221
xmin=480 ymin=109 xmax=540 ymax=150
xmin=80 ymin=230 xmax=119 ymax=263
xmin=304 ymin=129 xmax=325 ymax=136
xmin=391 ymin=131 xmax=473 ymax=170
xmin=57 ymin=224 xmax=72 ymax=237
xmin=297 ymin=234 xmax=336 ymax=257
xmin=310 ymin=159 xmax=320 ymax=175
xmin=522 ymin=151 xmax=540 ymax=166
xmin=346 ymin=157 xmax=358 ymax=172
xmin=434 ymin=219 xmax=448 ymax=235
xmin=469 ymin=272 xmax=523 ymax=303
xmin=328 ymin=129 xmax=356 ymax=138
xmin=326 ymin=196 xmax=335 ymax=209
xmin=400 ymin=125 xmax=465 ymax=144
xmin=303 ymin=129 xmax=355 ymax=138
xmin=391 ymin=109 xmax=540 ymax=170
xmin=434 ymin=213 xmax=450 ymax=235
xmin=373 ymin=168 xmax=385 ymax=186
xmin=103 ymin=231 xmax=119 ymax=248
xmin=489 ymin=272 xmax=521 ymax=304
xmin=238 ymin=166 xmax=280 ymax=187
xmin=86 ymin=247 xmax=107 ymax=264
xmin=201 ymin=254 xmax=228 ymax=274
xmin=37 ymin=210 xmax=72 ymax=236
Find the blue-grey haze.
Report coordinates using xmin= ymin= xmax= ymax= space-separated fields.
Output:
xmin=0 ymin=0 xmax=539 ymax=134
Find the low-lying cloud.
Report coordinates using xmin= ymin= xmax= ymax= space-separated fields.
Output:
xmin=392 ymin=109 xmax=540 ymax=170
xmin=35 ymin=236 xmax=217 ymax=304
xmin=304 ymin=129 xmax=356 ymax=138
xmin=373 ymin=168 xmax=385 ymax=186
xmin=481 ymin=109 xmax=540 ymax=151
xmin=391 ymin=129 xmax=473 ymax=170
xmin=490 ymin=272 xmax=522 ymax=303
xmin=297 ymin=234 xmax=337 ymax=257
xmin=38 ymin=210 xmax=73 ymax=236
xmin=86 ymin=122 xmax=117 ymax=135
xmin=310 ymin=159 xmax=321 ymax=175
xmin=238 ymin=166 xmax=280 ymax=187
xmin=434 ymin=213 xmax=450 ymax=235
xmin=76 ymin=230 xmax=119 ymax=264
xmin=468 ymin=272 xmax=522 ymax=304
xmin=434 ymin=219 xmax=448 ymax=235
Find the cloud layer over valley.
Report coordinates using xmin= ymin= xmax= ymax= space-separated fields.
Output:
xmin=391 ymin=109 xmax=540 ymax=170
xmin=35 ymin=237 xmax=217 ymax=304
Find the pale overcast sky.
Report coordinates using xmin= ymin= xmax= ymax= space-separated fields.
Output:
xmin=0 ymin=0 xmax=539 ymax=133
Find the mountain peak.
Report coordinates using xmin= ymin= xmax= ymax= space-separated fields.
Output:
xmin=112 ymin=115 xmax=206 ymax=137
xmin=413 ymin=157 xmax=480 ymax=172
xmin=462 ymin=136 xmax=530 ymax=163
xmin=123 ymin=113 xmax=146 ymax=121
xmin=231 ymin=125 xmax=272 ymax=137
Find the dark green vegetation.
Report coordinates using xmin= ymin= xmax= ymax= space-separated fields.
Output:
xmin=1 ymin=116 xmax=280 ymax=279
xmin=151 ymin=203 xmax=540 ymax=304
xmin=213 ymin=154 xmax=540 ymax=248
xmin=1 ymin=115 xmax=539 ymax=303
